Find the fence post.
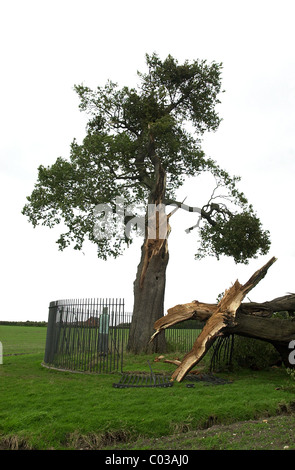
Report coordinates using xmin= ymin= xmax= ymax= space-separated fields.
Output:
xmin=44 ymin=301 xmax=58 ymax=364
xmin=0 ymin=341 xmax=2 ymax=365
xmin=98 ymin=306 xmax=109 ymax=354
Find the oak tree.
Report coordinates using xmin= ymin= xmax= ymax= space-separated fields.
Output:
xmin=22 ymin=53 xmax=270 ymax=353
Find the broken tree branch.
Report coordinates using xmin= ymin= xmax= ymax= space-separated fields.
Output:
xmin=151 ymin=293 xmax=295 ymax=342
xmin=151 ymin=256 xmax=278 ymax=382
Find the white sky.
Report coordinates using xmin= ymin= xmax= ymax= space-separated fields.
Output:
xmin=1 ymin=0 xmax=295 ymax=321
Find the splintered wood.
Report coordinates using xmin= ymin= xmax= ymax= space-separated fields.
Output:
xmin=150 ymin=256 xmax=277 ymax=382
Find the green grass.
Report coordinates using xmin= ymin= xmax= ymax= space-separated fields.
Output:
xmin=1 ymin=325 xmax=295 ymax=450
xmin=0 ymin=325 xmax=47 ymax=355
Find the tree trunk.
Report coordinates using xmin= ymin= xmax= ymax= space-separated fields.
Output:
xmin=227 ymin=314 xmax=295 ymax=367
xmin=152 ymin=297 xmax=295 ymax=368
xmin=127 ymin=152 xmax=171 ymax=354
xmin=127 ymin=238 xmax=169 ymax=354
xmin=150 ymin=257 xmax=295 ymax=380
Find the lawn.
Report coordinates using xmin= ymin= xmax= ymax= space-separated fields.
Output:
xmin=1 ymin=325 xmax=295 ymax=450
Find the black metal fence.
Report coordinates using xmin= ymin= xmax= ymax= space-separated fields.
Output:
xmin=43 ymin=298 xmax=126 ymax=373
xmin=164 ymin=320 xmax=203 ymax=353
xmin=43 ymin=298 xmax=203 ymax=374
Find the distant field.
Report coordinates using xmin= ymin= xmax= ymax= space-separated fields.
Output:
xmin=0 ymin=325 xmax=47 ymax=355
xmin=0 ymin=324 xmax=200 ymax=366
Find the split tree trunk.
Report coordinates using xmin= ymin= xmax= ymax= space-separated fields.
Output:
xmin=127 ymin=238 xmax=168 ymax=354
xmin=150 ymin=256 xmax=295 ymax=381
xmin=127 ymin=151 xmax=171 ymax=354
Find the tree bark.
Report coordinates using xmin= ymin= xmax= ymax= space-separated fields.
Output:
xmin=127 ymin=238 xmax=168 ymax=354
xmin=227 ymin=314 xmax=295 ymax=367
xmin=151 ymin=293 xmax=295 ymax=333
xmin=150 ymin=257 xmax=295 ymax=380
xmin=127 ymin=148 xmax=171 ymax=354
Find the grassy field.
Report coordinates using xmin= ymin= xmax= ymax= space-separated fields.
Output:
xmin=1 ymin=325 xmax=295 ymax=450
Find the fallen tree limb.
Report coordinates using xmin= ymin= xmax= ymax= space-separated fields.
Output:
xmin=152 ymin=293 xmax=295 ymax=336
xmin=163 ymin=359 xmax=181 ymax=366
xmin=151 ymin=257 xmax=282 ymax=382
xmin=239 ymin=294 xmax=295 ymax=316
xmin=229 ymin=313 xmax=295 ymax=343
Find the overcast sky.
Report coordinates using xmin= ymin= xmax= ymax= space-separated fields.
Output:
xmin=1 ymin=0 xmax=295 ymax=321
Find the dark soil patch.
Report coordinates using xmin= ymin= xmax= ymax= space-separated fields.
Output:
xmin=101 ymin=412 xmax=295 ymax=451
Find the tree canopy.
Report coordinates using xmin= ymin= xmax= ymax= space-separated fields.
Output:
xmin=22 ymin=53 xmax=270 ymax=264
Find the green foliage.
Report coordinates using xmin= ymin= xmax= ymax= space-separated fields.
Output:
xmin=197 ymin=209 xmax=271 ymax=264
xmin=286 ymin=368 xmax=295 ymax=381
xmin=0 ymin=321 xmax=47 ymax=327
xmin=171 ymin=319 xmax=204 ymax=329
xmin=22 ymin=52 xmax=270 ymax=264
xmin=229 ymin=336 xmax=280 ymax=370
